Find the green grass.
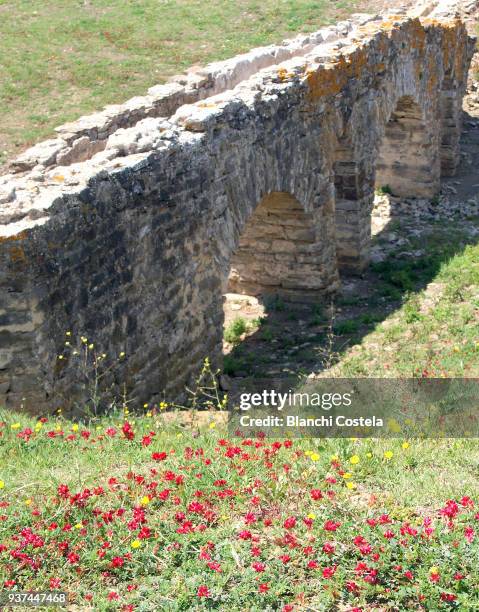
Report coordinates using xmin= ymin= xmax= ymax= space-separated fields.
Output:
xmin=332 ymin=223 xmax=479 ymax=377
xmin=0 ymin=408 xmax=478 ymax=609
xmin=0 ymin=0 xmax=361 ymax=166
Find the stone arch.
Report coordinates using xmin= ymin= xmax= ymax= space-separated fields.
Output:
xmin=333 ymin=88 xmax=442 ymax=273
xmin=375 ymin=94 xmax=440 ymax=198
xmin=226 ymin=191 xmax=336 ymax=300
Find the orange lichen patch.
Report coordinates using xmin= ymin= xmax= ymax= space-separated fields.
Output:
xmin=306 ymin=43 xmax=374 ymax=101
xmin=436 ymin=20 xmax=467 ymax=81
xmin=306 ymin=63 xmax=345 ymax=99
xmin=420 ymin=17 xmax=460 ymax=28
xmin=0 ymin=231 xmax=29 ymax=245
xmin=276 ymin=67 xmax=296 ymax=82
xmin=9 ymin=245 xmax=27 ymax=264
xmin=408 ymin=18 xmax=427 ymax=56
xmin=197 ymin=102 xmax=218 ymax=108
xmin=52 ymin=175 xmax=65 ymax=183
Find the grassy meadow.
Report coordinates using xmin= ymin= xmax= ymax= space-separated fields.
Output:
xmin=0 ymin=408 xmax=478 ymax=610
xmin=0 ymin=0 xmax=359 ymax=167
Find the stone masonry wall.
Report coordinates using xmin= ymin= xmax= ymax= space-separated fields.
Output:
xmin=0 ymin=2 xmax=475 ymax=412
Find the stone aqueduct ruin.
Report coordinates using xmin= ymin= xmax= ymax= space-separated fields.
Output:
xmin=0 ymin=4 xmax=475 ymax=409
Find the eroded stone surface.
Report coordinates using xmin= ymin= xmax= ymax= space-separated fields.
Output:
xmin=0 ymin=1 xmax=475 ymax=411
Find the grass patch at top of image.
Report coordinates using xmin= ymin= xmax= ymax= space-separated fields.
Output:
xmin=0 ymin=0 xmax=362 ymax=166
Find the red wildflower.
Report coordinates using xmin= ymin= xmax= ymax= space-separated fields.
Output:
xmin=152 ymin=452 xmax=167 ymax=461
xmin=206 ymin=561 xmax=222 ymax=572
xmin=284 ymin=516 xmax=296 ymax=530
xmin=111 ymin=556 xmax=124 ymax=568
xmin=121 ymin=421 xmax=134 ymax=440
xmin=322 ymin=565 xmax=337 ymax=579
xmin=252 ymin=562 xmax=266 ymax=572
xmin=440 ymin=593 xmax=457 ymax=602
xmin=67 ymin=552 xmax=80 ymax=564
xmin=324 ymin=520 xmax=341 ymax=532
xmin=322 ymin=542 xmax=335 ymax=555
xmin=197 ymin=585 xmax=210 ymax=597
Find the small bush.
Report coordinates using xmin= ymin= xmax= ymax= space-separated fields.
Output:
xmin=224 ymin=317 xmax=249 ymax=344
xmin=334 ymin=319 xmax=360 ymax=335
xmin=376 ymin=184 xmax=393 ymax=195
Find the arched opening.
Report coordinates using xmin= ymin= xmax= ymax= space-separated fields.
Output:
xmin=375 ymin=95 xmax=440 ymax=198
xmin=227 ymin=191 xmax=330 ymax=300
xmin=222 ymin=190 xmax=338 ymax=373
